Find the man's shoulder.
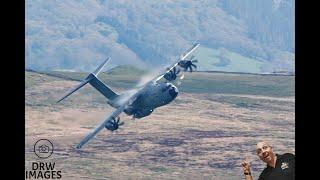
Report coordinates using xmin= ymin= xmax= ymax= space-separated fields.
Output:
xmin=279 ymin=153 xmax=295 ymax=160
xmin=258 ymin=166 xmax=271 ymax=179
xmin=258 ymin=153 xmax=295 ymax=180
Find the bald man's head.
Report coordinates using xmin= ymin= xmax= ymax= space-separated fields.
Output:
xmin=256 ymin=141 xmax=271 ymax=150
xmin=256 ymin=141 xmax=276 ymax=164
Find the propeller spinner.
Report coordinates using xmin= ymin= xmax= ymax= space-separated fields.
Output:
xmin=105 ymin=116 xmax=124 ymax=131
xmin=178 ymin=55 xmax=198 ymax=72
xmin=164 ymin=66 xmax=181 ymax=81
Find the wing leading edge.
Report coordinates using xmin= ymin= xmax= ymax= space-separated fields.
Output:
xmin=154 ymin=43 xmax=200 ymax=82
xmin=76 ymin=93 xmax=140 ymax=149
xmin=76 ymin=106 xmax=125 ymax=149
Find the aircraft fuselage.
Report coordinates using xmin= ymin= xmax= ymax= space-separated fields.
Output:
xmin=110 ymin=82 xmax=178 ymax=118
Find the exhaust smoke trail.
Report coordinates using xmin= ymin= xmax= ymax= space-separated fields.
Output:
xmin=136 ymin=60 xmax=174 ymax=87
xmin=113 ymin=89 xmax=139 ymax=107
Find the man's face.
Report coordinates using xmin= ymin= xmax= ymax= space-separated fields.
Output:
xmin=256 ymin=142 xmax=275 ymax=164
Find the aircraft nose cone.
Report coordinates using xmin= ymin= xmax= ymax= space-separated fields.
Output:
xmin=169 ymin=86 xmax=178 ymax=98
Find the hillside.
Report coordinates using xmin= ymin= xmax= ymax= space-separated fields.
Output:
xmin=26 ymin=0 xmax=294 ymax=73
xmin=25 ymin=70 xmax=294 ymax=179
xmin=29 ymin=67 xmax=295 ymax=97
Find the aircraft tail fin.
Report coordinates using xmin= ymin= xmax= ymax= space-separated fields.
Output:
xmin=92 ymin=58 xmax=109 ymax=76
xmin=57 ymin=57 xmax=118 ymax=103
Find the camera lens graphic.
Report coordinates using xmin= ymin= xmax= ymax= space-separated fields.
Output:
xmin=34 ymin=139 xmax=54 ymax=159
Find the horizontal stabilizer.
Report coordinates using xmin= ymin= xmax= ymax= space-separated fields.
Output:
xmin=93 ymin=57 xmax=110 ymax=76
xmin=57 ymin=78 xmax=92 ymax=103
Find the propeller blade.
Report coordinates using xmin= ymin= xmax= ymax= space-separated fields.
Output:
xmin=191 ymin=64 xmax=197 ymax=69
xmin=111 ymin=116 xmax=118 ymax=124
xmin=192 ymin=59 xmax=198 ymax=63
xmin=118 ymin=122 xmax=124 ymax=126
xmin=57 ymin=78 xmax=91 ymax=103
xmin=189 ymin=66 xmax=193 ymax=72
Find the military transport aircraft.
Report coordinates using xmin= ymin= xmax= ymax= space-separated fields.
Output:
xmin=57 ymin=43 xmax=200 ymax=149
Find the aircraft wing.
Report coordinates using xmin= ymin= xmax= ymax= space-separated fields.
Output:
xmin=154 ymin=43 xmax=200 ymax=82
xmin=76 ymin=92 xmax=140 ymax=149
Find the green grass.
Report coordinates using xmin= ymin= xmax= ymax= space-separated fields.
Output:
xmin=178 ymin=72 xmax=294 ymax=97
xmin=25 ymin=71 xmax=63 ymax=89
xmin=42 ymin=71 xmax=141 ymax=90
xmin=26 ymin=68 xmax=294 ymax=98
xmin=190 ymin=46 xmax=271 ymax=73
xmin=35 ymin=65 xmax=148 ymax=89
xmin=106 ymin=65 xmax=149 ymax=76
